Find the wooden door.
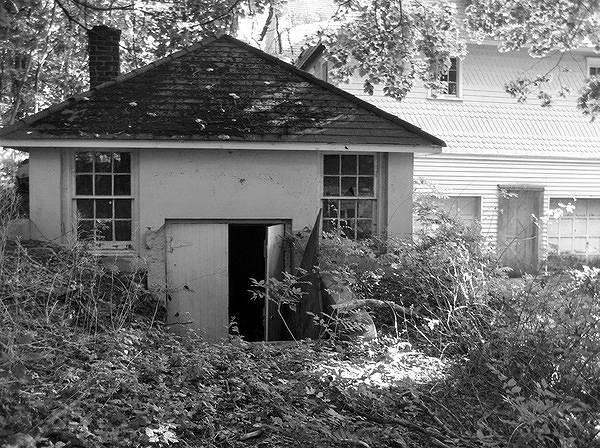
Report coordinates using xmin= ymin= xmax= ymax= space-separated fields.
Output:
xmin=497 ymin=188 xmax=543 ymax=276
xmin=165 ymin=222 xmax=229 ymax=341
xmin=264 ymin=224 xmax=285 ymax=341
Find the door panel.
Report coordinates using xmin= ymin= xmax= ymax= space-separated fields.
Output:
xmin=166 ymin=222 xmax=229 ymax=340
xmin=497 ymin=188 xmax=543 ymax=276
xmin=265 ymin=224 xmax=285 ymax=341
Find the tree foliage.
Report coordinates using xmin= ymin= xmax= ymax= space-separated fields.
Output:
xmin=0 ymin=0 xmax=279 ymax=125
xmin=316 ymin=0 xmax=600 ymax=118
xmin=317 ymin=0 xmax=467 ymax=100
xmin=3 ymin=0 xmax=600 ymax=126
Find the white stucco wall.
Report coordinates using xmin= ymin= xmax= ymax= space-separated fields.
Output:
xmin=28 ymin=148 xmax=63 ymax=242
xmin=24 ymin=147 xmax=416 ymax=292
xmin=386 ymin=152 xmax=414 ymax=240
xmin=138 ymin=148 xmax=317 ymax=291
xmin=137 ymin=148 xmax=321 ymax=232
xmin=25 ymin=147 xmax=416 ymax=246
xmin=135 ymin=148 xmax=414 ymax=292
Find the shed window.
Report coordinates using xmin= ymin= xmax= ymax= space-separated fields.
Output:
xmin=74 ymin=152 xmax=132 ymax=243
xmin=547 ymin=198 xmax=600 ymax=258
xmin=322 ymin=154 xmax=377 ymax=239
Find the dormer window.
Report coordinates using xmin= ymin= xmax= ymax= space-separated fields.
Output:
xmin=313 ymin=60 xmax=329 ymax=82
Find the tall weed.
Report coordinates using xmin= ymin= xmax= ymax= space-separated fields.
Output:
xmin=0 ymin=188 xmax=161 ymax=391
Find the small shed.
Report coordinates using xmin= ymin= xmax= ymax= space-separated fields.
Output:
xmin=0 ymin=30 xmax=445 ymax=341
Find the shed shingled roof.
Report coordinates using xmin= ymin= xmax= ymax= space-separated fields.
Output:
xmin=0 ymin=35 xmax=444 ymax=148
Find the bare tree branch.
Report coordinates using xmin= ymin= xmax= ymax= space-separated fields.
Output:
xmin=332 ymin=299 xmax=414 ymax=316
xmin=54 ymin=0 xmax=91 ymax=31
xmin=68 ymin=0 xmax=134 ymax=11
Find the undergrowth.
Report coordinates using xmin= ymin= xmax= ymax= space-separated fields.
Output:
xmin=308 ymin=197 xmax=600 ymax=448
xmin=2 ymin=178 xmax=600 ymax=448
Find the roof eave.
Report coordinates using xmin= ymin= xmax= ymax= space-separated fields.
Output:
xmin=0 ymin=138 xmax=442 ymax=154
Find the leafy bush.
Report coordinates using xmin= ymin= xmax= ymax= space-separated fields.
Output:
xmin=311 ymin=196 xmax=600 ymax=447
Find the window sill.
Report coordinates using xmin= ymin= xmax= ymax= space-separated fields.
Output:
xmin=426 ymin=96 xmax=464 ymax=102
xmin=77 ymin=242 xmax=136 ymax=256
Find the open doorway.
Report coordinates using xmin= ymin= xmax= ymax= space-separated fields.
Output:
xmin=165 ymin=220 xmax=287 ymax=342
xmin=228 ymin=222 xmax=286 ymax=341
xmin=229 ymin=224 xmax=266 ymax=341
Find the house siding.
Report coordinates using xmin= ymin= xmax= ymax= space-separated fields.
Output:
xmin=335 ymin=43 xmax=587 ymax=109
xmin=414 ymin=154 xmax=600 ymax=260
xmin=302 ymin=35 xmax=600 ymax=267
xmin=459 ymin=44 xmax=585 ymax=107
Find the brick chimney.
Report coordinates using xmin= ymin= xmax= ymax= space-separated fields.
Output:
xmin=87 ymin=25 xmax=121 ymax=88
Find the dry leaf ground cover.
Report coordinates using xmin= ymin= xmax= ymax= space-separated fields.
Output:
xmin=0 ymin=240 xmax=470 ymax=448
xmin=1 ymin=325 xmax=460 ymax=448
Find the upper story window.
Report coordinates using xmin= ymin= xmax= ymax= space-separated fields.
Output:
xmin=322 ymin=154 xmax=377 ymax=239
xmin=74 ymin=151 xmax=133 ymax=245
xmin=318 ymin=61 xmax=329 ymax=82
xmin=439 ymin=57 xmax=459 ymax=96
xmin=587 ymin=57 xmax=600 ymax=76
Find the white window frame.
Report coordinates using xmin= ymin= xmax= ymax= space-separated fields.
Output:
xmin=429 ymin=57 xmax=462 ymax=100
xmin=587 ymin=57 xmax=600 ymax=77
xmin=438 ymin=195 xmax=481 ymax=228
xmin=547 ymin=197 xmax=600 ymax=258
xmin=321 ymin=153 xmax=381 ymax=239
xmin=70 ymin=149 xmax=137 ymax=251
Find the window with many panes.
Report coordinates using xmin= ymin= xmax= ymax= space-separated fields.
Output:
xmin=322 ymin=154 xmax=376 ymax=239
xmin=547 ymin=198 xmax=600 ymax=257
xmin=74 ymin=152 xmax=133 ymax=244
xmin=439 ymin=196 xmax=481 ymax=228
xmin=440 ymin=58 xmax=459 ymax=96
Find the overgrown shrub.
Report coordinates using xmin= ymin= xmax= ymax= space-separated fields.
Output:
xmin=315 ymin=199 xmax=500 ymax=353
xmin=311 ymin=196 xmax=600 ymax=447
